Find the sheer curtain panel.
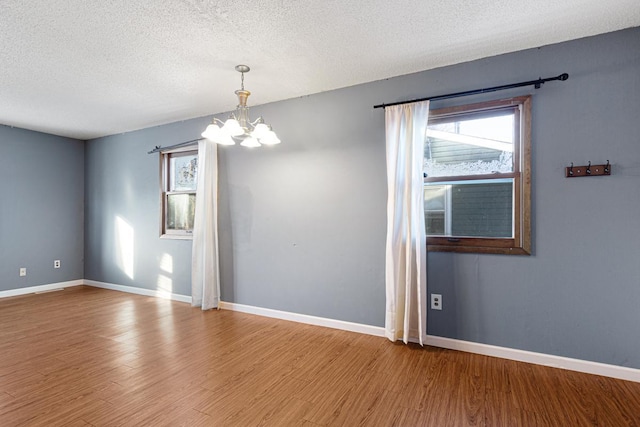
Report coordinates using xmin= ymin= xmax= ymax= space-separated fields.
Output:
xmin=384 ymin=101 xmax=429 ymax=345
xmin=191 ymin=139 xmax=221 ymax=310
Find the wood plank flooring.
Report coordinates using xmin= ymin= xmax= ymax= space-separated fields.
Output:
xmin=0 ymin=286 xmax=639 ymax=426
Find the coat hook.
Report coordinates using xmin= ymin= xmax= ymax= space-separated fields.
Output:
xmin=566 ymin=160 xmax=611 ymax=178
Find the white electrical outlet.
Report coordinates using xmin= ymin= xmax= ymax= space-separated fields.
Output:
xmin=431 ymin=293 xmax=442 ymax=310
xmin=54 ymin=260 xmax=61 ymax=269
xmin=20 ymin=267 xmax=26 ymax=277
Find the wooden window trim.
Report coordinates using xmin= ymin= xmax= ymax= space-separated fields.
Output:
xmin=426 ymin=96 xmax=531 ymax=255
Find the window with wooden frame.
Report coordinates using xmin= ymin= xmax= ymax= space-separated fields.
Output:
xmin=160 ymin=147 xmax=198 ymax=239
xmin=424 ymin=96 xmax=531 ymax=255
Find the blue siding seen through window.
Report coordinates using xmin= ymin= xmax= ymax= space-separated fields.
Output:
xmin=450 ymin=182 xmax=512 ymax=237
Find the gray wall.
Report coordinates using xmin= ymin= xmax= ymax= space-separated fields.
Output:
xmin=426 ymin=28 xmax=640 ymax=369
xmin=84 ymin=121 xmax=206 ymax=295
xmin=0 ymin=125 xmax=84 ymax=289
xmin=84 ymin=27 xmax=640 ymax=368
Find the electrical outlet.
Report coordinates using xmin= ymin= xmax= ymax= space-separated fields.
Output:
xmin=54 ymin=260 xmax=61 ymax=269
xmin=20 ymin=267 xmax=26 ymax=277
xmin=431 ymin=293 xmax=442 ymax=310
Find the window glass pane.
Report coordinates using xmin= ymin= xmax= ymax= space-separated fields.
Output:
xmin=425 ymin=211 xmax=445 ymax=235
xmin=449 ymin=181 xmax=513 ymax=238
xmin=166 ymin=194 xmax=196 ymax=231
xmin=424 ymin=186 xmax=445 ymax=210
xmin=424 ymin=186 xmax=446 ymax=235
xmin=425 ymin=113 xmax=514 ymax=178
xmin=170 ymin=154 xmax=198 ymax=191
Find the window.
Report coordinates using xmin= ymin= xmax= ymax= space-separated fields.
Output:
xmin=160 ymin=147 xmax=198 ymax=239
xmin=424 ymin=96 xmax=531 ymax=255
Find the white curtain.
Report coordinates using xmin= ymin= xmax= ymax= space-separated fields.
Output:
xmin=384 ymin=101 xmax=429 ymax=345
xmin=191 ymin=139 xmax=221 ymax=310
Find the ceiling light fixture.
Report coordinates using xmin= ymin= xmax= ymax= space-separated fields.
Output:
xmin=201 ymin=65 xmax=280 ymax=148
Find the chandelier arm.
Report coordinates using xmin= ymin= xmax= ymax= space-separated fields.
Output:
xmin=248 ymin=117 xmax=264 ymax=128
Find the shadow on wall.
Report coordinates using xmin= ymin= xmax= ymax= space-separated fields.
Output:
xmin=427 ymin=253 xmax=459 ymax=338
xmin=428 ymin=252 xmax=491 ymax=342
xmin=217 ymin=152 xmax=235 ymax=303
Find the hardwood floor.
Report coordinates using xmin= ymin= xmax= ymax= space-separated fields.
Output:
xmin=0 ymin=286 xmax=639 ymax=426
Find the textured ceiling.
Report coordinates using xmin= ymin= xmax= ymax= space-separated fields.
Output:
xmin=1 ymin=0 xmax=639 ymax=140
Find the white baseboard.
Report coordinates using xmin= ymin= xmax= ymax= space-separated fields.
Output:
xmin=0 ymin=280 xmax=83 ymax=299
xmin=218 ymin=301 xmax=387 ymax=337
xmin=425 ymin=335 xmax=640 ymax=383
xmin=83 ymin=279 xmax=192 ymax=304
xmin=217 ymin=302 xmax=639 ymax=382
xmin=7 ymin=280 xmax=637 ymax=383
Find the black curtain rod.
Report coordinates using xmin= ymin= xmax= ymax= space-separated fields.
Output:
xmin=373 ymin=73 xmax=569 ymax=109
xmin=147 ymin=138 xmax=201 ymax=154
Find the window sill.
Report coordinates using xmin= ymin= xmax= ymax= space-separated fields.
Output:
xmin=427 ymin=237 xmax=531 ymax=255
xmin=160 ymin=234 xmax=193 ymax=241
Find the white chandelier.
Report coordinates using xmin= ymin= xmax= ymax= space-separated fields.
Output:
xmin=201 ymin=65 xmax=280 ymax=147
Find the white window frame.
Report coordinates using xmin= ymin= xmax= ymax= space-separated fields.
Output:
xmin=160 ymin=146 xmax=198 ymax=239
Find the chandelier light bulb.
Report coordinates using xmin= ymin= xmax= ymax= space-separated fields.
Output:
xmin=216 ymin=132 xmax=236 ymax=146
xmin=260 ymin=130 xmax=281 ymax=145
xmin=201 ymin=123 xmax=221 ymax=140
xmin=240 ymin=136 xmax=261 ymax=148
xmin=222 ymin=118 xmax=243 ymax=136
xmin=251 ymin=122 xmax=270 ymax=139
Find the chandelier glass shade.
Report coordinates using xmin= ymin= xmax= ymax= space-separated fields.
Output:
xmin=201 ymin=65 xmax=280 ymax=147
